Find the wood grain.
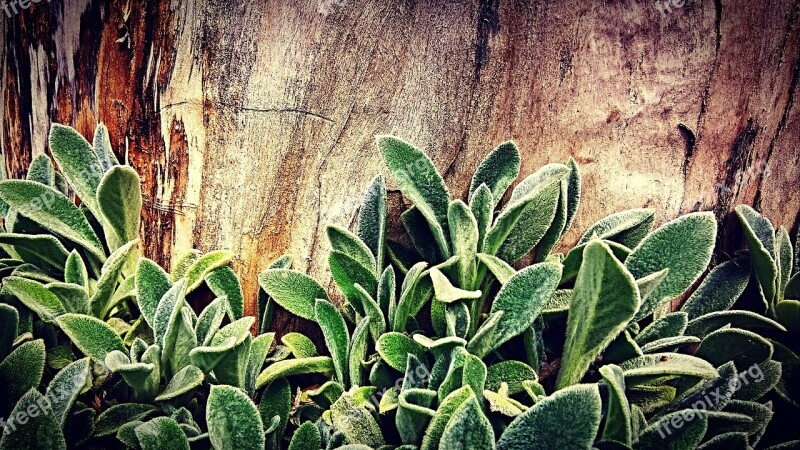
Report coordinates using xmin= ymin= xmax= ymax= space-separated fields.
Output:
xmin=2 ymin=0 xmax=799 ymax=338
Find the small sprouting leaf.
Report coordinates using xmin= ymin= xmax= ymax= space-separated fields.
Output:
xmin=439 ymin=395 xmax=495 ymax=450
xmin=358 ymin=174 xmax=388 ymax=272
xmin=0 ymin=389 xmax=66 ymax=450
xmin=497 ymin=384 xmax=601 ymax=450
xmin=626 ymin=212 xmax=717 ymax=320
xmin=0 ymin=180 xmax=104 ymax=259
xmin=97 ymin=165 xmax=142 ymax=251
xmin=0 ymin=339 xmax=46 ymax=415
xmin=26 ymin=154 xmax=55 ymax=185
xmin=448 ymin=200 xmax=479 ymax=289
xmin=487 ymin=262 xmax=562 ymax=354
xmin=349 ymin=317 xmax=371 ymax=387
xmin=696 ymin=328 xmax=773 ymax=368
xmin=3 ymin=276 xmax=66 ymax=321
xmin=56 ymin=314 xmax=126 ymax=360
xmin=682 ymin=258 xmax=751 ymax=319
xmin=45 ymin=357 xmax=90 ymax=427
xmin=184 ymin=250 xmax=234 ymax=293
xmin=256 ymin=356 xmax=334 ymax=389
xmin=207 ymin=385 xmax=265 ymax=450
xmin=92 ymin=123 xmax=119 ymax=170
xmin=378 ymin=135 xmax=451 ymax=257
xmin=258 ymin=269 xmax=328 ymax=321
xmin=136 ymin=258 xmax=172 ymax=330
xmin=49 ymin=123 xmax=105 ymax=221
xmin=469 ymin=141 xmax=520 ymax=207
xmin=135 ymin=417 xmax=190 ymax=450
xmin=578 ymin=208 xmax=655 ymax=248
xmin=316 ymin=299 xmax=350 ymax=386
xmin=736 ymin=205 xmax=777 ymax=303
xmin=557 ymin=240 xmax=638 ymax=389
xmin=377 ymin=332 xmax=427 ymax=372
xmin=205 ymin=266 xmax=245 ymax=320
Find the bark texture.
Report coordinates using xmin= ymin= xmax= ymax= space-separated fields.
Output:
xmin=2 ymin=0 xmax=799 ymax=335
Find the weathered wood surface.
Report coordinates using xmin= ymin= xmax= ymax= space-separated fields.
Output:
xmin=2 ymin=0 xmax=799 ymax=334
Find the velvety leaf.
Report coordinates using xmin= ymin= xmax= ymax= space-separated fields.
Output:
xmin=259 ymin=378 xmax=291 ymax=450
xmin=491 ymin=166 xmax=565 ymax=263
xmin=470 ymin=184 xmax=493 ymax=253
xmin=696 ymin=432 xmax=749 ymax=450
xmin=316 ymin=299 xmax=350 ymax=386
xmin=329 ymin=224 xmax=376 ymax=275
xmin=776 ymin=226 xmax=793 ymax=300
xmin=685 ymin=310 xmax=786 ymax=338
xmin=49 ymin=123 xmax=104 ymax=222
xmin=97 ymin=165 xmax=142 ymax=251
xmin=45 ymin=357 xmax=90 ymax=427
xmin=430 ymin=267 xmax=481 ymax=303
xmin=448 ymin=200 xmax=479 ymax=289
xmin=184 ymin=250 xmax=234 ymax=293
xmin=469 ymin=141 xmax=520 ymax=208
xmin=256 ymin=356 xmax=334 ymax=389
xmin=90 ymin=239 xmax=139 ymax=318
xmin=378 ymin=135 xmax=451 ymax=256
xmin=207 ymin=385 xmax=265 ymax=450
xmin=534 ymin=178 xmax=568 ymax=262
xmin=626 ymin=212 xmax=717 ymax=320
xmin=696 ymin=328 xmax=773 ymax=368
xmin=578 ymin=208 xmax=655 ymax=248
xmin=3 ymin=276 xmax=66 ymax=321
xmin=0 ymin=389 xmax=67 ymax=450
xmin=600 ymin=364 xmax=631 ymax=445
xmin=92 ymin=122 xmax=119 ymax=170
xmin=289 ymin=421 xmax=321 ymax=450
xmin=560 ymin=240 xmax=632 ymax=284
xmin=736 ymin=205 xmax=777 ymax=303
xmin=204 ymin=317 xmax=252 ymax=386
xmin=378 ymin=266 xmax=396 ymax=327
xmin=0 ymin=339 xmax=46 ymax=415
xmin=497 ymin=384 xmax=601 ymax=450
xmin=377 ymin=332 xmax=427 ymax=372
xmin=635 ymin=409 xmax=707 ymax=450
xmin=46 ymin=282 xmax=89 ymax=315
xmin=619 ymin=353 xmax=718 ymax=381
xmin=557 ymin=240 xmax=638 ymax=389
xmin=439 ymin=395 xmax=495 ymax=450
xmin=171 ymin=249 xmax=202 ymax=280
xmin=640 ymin=335 xmax=700 ymax=353
xmin=682 ymin=258 xmax=751 ymax=319
xmin=0 ymin=233 xmax=68 ymax=271
xmin=484 ymin=383 xmax=527 ymax=417
xmin=155 ymin=365 xmax=204 ymax=401
xmin=420 ymin=386 xmax=475 ymax=450
xmin=94 ymin=403 xmax=157 ymax=437
xmin=466 ymin=311 xmax=503 ymax=357
xmin=445 ymin=301 xmax=471 ymax=339
xmin=135 ymin=417 xmax=190 ymax=450
xmin=349 ymin=317 xmax=371 ymax=387
xmin=487 ymin=262 xmax=561 ymax=355
xmin=258 ymin=269 xmax=328 ymax=321
xmin=392 ymin=262 xmax=429 ymax=331
xmin=654 ymin=361 xmax=737 ymax=419
xmin=397 ymin=388 xmax=437 ymax=444
xmin=205 ymin=266 xmax=245 ymax=320
xmin=26 ymin=154 xmax=55 ymax=185
xmin=635 ymin=267 xmax=670 ymax=305
xmin=733 ymin=359 xmax=781 ymax=401
xmin=636 ymin=312 xmax=688 ymax=346
xmin=402 ymin=207 xmax=444 ymax=262
xmin=246 ymin=333 xmax=275 ymax=395
xmin=563 ymin=156 xmax=581 ymax=236
xmin=194 ymin=296 xmax=227 ymax=346
xmin=64 ymin=250 xmax=89 ymax=288
xmin=330 ymin=250 xmax=378 ymax=305
xmin=486 ymin=360 xmax=537 ymax=396
xmin=353 ymin=283 xmax=386 ymax=340
xmin=56 ymin=313 xmax=125 ymax=360
xmin=136 ymin=257 xmax=172 ymax=330
xmin=776 ymin=300 xmax=800 ymax=334
xmin=358 ymin=174 xmax=387 ymax=272
xmin=477 ymin=252 xmax=515 ymax=284
xmin=0 ymin=304 xmax=18 ymax=361
xmin=330 ymin=387 xmax=385 ymax=448
xmin=711 ymin=399 xmax=773 ymax=438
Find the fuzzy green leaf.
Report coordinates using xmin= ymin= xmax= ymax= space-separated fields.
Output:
xmin=289 ymin=421 xmax=321 ymax=450
xmin=696 ymin=328 xmax=773 ymax=368
xmin=92 ymin=123 xmax=119 ymax=170
xmin=635 ymin=409 xmax=707 ymax=450
xmin=194 ymin=296 xmax=228 ymax=346
xmin=94 ymin=403 xmax=156 ymax=437
xmin=0 ymin=180 xmax=104 ymax=259
xmin=349 ymin=317 xmax=371 ymax=387
xmin=155 ymin=365 xmax=204 ymax=401
xmin=448 ymin=200 xmax=479 ymax=289
xmin=486 ymin=360 xmax=537 ymax=395
xmin=0 ymin=339 xmax=46 ymax=415
xmin=430 ymin=267 xmax=481 ymax=303
xmin=619 ymin=353 xmax=718 ymax=381
xmin=64 ymin=250 xmax=89 ymax=288
xmin=207 ymin=385 xmax=265 ymax=450
xmin=470 ymin=184 xmax=494 ymax=253
xmin=49 ymin=123 xmax=105 ymax=221
xmin=626 ymin=212 xmax=717 ymax=320
xmin=256 ymin=356 xmax=334 ymax=389
xmin=358 ymin=174 xmax=388 ymax=273
xmin=497 ymin=384 xmax=601 ymax=450
xmin=184 ymin=250 xmax=234 ymax=293
xmin=45 ymin=357 xmax=90 ymax=427
xmin=378 ymin=135 xmax=451 ymax=257
xmin=469 ymin=141 xmax=520 ymax=208
xmin=377 ymin=332 xmax=427 ymax=372
xmin=636 ymin=312 xmax=687 ymax=346
xmin=330 ymin=250 xmax=378 ymax=305
xmin=135 ymin=417 xmax=190 ymax=450
xmin=420 ymin=386 xmax=475 ymax=450
xmin=682 ymin=258 xmax=751 ymax=319
xmin=258 ymin=269 xmax=328 ymax=321
xmin=0 ymin=304 xmax=18 ymax=361
xmin=259 ymin=378 xmax=291 ymax=449
xmin=439 ymin=395 xmax=495 ymax=450
xmin=56 ymin=314 xmax=126 ymax=360
xmin=685 ymin=310 xmax=786 ymax=338
xmin=599 ymin=364 xmax=632 ymax=445
xmin=282 ymin=332 xmax=318 ymax=359
xmin=26 ymin=154 xmax=55 ymax=185
xmin=316 ymin=299 xmax=350 ymax=386
xmin=0 ymin=233 xmax=68 ymax=271
xmin=90 ymin=239 xmax=138 ymax=318
xmin=3 ymin=276 xmax=66 ymax=321
xmin=205 ymin=266 xmax=245 ymax=320
xmin=578 ymin=208 xmax=655 ymax=248
xmin=557 ymin=240 xmax=638 ymax=389
xmin=97 ymin=165 xmax=142 ymax=251
xmin=328 ymin=224 xmax=376 ymax=275
xmin=136 ymin=258 xmax=172 ymax=330
xmin=736 ymin=205 xmax=777 ymax=303
xmin=0 ymin=389 xmax=66 ymax=450
xmin=397 ymin=388 xmax=437 ymax=445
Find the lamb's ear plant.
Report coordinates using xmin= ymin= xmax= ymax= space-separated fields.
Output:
xmin=255 ymin=135 xmax=799 ymax=450
xmin=0 ymin=125 xmax=798 ymax=450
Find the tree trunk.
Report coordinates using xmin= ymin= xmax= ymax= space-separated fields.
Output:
xmin=2 ymin=0 xmax=799 ymax=336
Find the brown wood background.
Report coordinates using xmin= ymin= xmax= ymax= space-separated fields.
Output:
xmin=2 ymin=0 xmax=799 ymax=334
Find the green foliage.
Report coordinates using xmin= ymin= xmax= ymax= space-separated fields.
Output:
xmin=207 ymin=385 xmax=265 ymax=450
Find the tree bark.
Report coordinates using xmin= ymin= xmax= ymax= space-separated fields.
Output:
xmin=2 ymin=0 xmax=799 ymax=336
